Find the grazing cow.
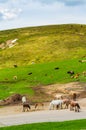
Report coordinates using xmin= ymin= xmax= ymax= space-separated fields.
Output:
xmin=82 ymin=71 xmax=86 ymax=77
xmin=28 ymin=72 xmax=32 ymax=75
xmin=79 ymin=60 xmax=86 ymax=63
xmin=67 ymin=71 xmax=74 ymax=76
xmin=13 ymin=76 xmax=17 ymax=80
xmin=71 ymin=73 xmax=80 ymax=79
xmin=54 ymin=67 xmax=59 ymax=70
xmin=13 ymin=64 xmax=18 ymax=68
xmin=74 ymin=73 xmax=80 ymax=79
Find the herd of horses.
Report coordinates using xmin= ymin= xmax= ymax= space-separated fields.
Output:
xmin=49 ymin=99 xmax=80 ymax=112
xmin=22 ymin=96 xmax=80 ymax=112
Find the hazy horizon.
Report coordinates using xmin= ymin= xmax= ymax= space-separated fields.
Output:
xmin=0 ymin=23 xmax=86 ymax=31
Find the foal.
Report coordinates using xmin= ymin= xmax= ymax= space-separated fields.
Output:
xmin=35 ymin=103 xmax=44 ymax=110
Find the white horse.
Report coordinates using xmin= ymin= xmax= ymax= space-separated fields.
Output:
xmin=49 ymin=100 xmax=64 ymax=110
xmin=22 ymin=96 xmax=26 ymax=104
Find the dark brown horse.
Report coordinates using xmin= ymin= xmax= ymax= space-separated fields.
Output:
xmin=70 ymin=101 xmax=80 ymax=112
xmin=22 ymin=103 xmax=31 ymax=112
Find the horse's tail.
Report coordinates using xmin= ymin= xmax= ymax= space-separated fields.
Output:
xmin=76 ymin=103 xmax=80 ymax=109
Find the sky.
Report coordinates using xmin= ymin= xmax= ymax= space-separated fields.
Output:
xmin=0 ymin=0 xmax=86 ymax=30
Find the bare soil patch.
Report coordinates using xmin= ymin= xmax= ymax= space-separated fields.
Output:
xmin=0 ymin=82 xmax=86 ymax=116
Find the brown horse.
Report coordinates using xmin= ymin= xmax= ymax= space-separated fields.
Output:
xmin=35 ymin=103 xmax=44 ymax=110
xmin=22 ymin=103 xmax=31 ymax=112
xmin=70 ymin=101 xmax=80 ymax=112
xmin=63 ymin=99 xmax=71 ymax=109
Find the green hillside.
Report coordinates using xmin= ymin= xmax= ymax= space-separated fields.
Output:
xmin=0 ymin=59 xmax=86 ymax=99
xmin=0 ymin=24 xmax=86 ymax=100
xmin=0 ymin=24 xmax=86 ymax=68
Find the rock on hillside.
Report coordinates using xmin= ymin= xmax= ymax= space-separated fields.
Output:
xmin=0 ymin=38 xmax=18 ymax=49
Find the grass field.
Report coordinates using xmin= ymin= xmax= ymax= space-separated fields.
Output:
xmin=0 ymin=58 xmax=86 ymax=99
xmin=0 ymin=119 xmax=86 ymax=130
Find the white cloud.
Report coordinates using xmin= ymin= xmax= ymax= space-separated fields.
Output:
xmin=0 ymin=8 xmax=22 ymax=20
xmin=0 ymin=0 xmax=86 ymax=30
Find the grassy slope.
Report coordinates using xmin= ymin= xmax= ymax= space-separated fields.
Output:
xmin=0 ymin=24 xmax=86 ymax=68
xmin=0 ymin=119 xmax=86 ymax=130
xmin=0 ymin=59 xmax=86 ymax=99
xmin=0 ymin=24 xmax=86 ymax=99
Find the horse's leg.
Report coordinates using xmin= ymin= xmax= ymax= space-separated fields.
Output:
xmin=64 ymin=103 xmax=66 ymax=109
xmin=65 ymin=103 xmax=68 ymax=109
xmin=27 ymin=107 xmax=29 ymax=111
xmin=24 ymin=107 xmax=25 ymax=112
xmin=66 ymin=103 xmax=69 ymax=109
xmin=63 ymin=102 xmax=67 ymax=109
xmin=78 ymin=108 xmax=79 ymax=112
xmin=41 ymin=103 xmax=44 ymax=109
xmin=65 ymin=101 xmax=69 ymax=109
xmin=56 ymin=105 xmax=59 ymax=110
xmin=53 ymin=104 xmax=54 ymax=110
xmin=60 ymin=103 xmax=63 ymax=109
xmin=76 ymin=106 xmax=79 ymax=112
xmin=67 ymin=103 xmax=70 ymax=109
xmin=77 ymin=103 xmax=80 ymax=112
xmin=70 ymin=105 xmax=72 ymax=111
xmin=74 ymin=106 xmax=77 ymax=112
xmin=23 ymin=106 xmax=25 ymax=112
xmin=28 ymin=104 xmax=31 ymax=109
xmin=49 ymin=103 xmax=52 ymax=110
xmin=35 ymin=103 xmax=38 ymax=110
xmin=27 ymin=105 xmax=31 ymax=111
